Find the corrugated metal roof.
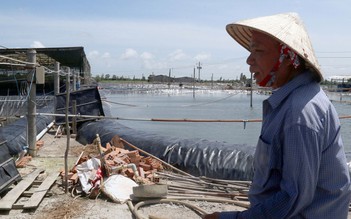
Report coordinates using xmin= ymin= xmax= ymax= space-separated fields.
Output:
xmin=0 ymin=46 xmax=90 ymax=73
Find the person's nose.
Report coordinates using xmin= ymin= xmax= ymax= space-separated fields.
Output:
xmin=246 ymin=53 xmax=254 ymax=65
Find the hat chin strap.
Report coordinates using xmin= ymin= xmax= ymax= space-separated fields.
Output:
xmin=257 ymin=44 xmax=300 ymax=87
xmin=258 ymin=71 xmax=276 ymax=87
xmin=258 ymin=60 xmax=280 ymax=87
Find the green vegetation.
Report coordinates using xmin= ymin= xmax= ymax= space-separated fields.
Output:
xmin=94 ymin=74 xmax=146 ymax=82
xmin=93 ymin=73 xmax=351 ymax=87
xmin=93 ymin=72 xmax=251 ymax=84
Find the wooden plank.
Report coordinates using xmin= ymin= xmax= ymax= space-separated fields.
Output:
xmin=23 ymin=172 xmax=59 ymax=209
xmin=22 ymin=191 xmax=52 ymax=197
xmin=11 ymin=203 xmax=24 ymax=209
xmin=0 ymin=168 xmax=44 ymax=210
xmin=32 ymin=181 xmax=42 ymax=186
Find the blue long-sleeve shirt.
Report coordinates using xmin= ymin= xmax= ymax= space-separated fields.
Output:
xmin=220 ymin=71 xmax=351 ymax=219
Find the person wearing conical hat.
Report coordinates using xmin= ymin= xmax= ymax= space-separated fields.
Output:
xmin=204 ymin=13 xmax=351 ymax=219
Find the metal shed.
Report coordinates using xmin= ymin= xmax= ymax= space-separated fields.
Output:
xmin=0 ymin=46 xmax=91 ymax=95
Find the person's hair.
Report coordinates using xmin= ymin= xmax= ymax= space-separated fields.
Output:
xmin=296 ymin=56 xmax=306 ymax=71
xmin=295 ymin=57 xmax=321 ymax=82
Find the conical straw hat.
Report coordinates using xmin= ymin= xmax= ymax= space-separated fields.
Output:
xmin=226 ymin=12 xmax=322 ymax=82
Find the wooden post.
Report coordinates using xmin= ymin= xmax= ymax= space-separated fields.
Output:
xmin=72 ymin=100 xmax=77 ymax=134
xmin=27 ymin=50 xmax=37 ymax=157
xmin=73 ymin=70 xmax=77 ymax=92
xmin=54 ymin=62 xmax=60 ymax=95
xmin=64 ymin=67 xmax=71 ymax=193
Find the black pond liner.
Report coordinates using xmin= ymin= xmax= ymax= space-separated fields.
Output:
xmin=76 ymin=119 xmax=255 ymax=181
xmin=0 ymin=103 xmax=54 ymax=156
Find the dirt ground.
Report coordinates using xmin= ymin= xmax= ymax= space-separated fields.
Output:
xmin=0 ymin=127 xmax=246 ymax=219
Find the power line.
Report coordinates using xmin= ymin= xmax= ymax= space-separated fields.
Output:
xmin=318 ymin=57 xmax=351 ymax=59
xmin=316 ymin=51 xmax=351 ymax=54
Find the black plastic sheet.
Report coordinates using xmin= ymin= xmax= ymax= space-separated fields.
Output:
xmin=0 ymin=113 xmax=54 ymax=156
xmin=0 ymin=97 xmax=55 ymax=156
xmin=0 ymin=141 xmax=21 ymax=193
xmin=77 ymin=119 xmax=255 ymax=181
xmin=55 ymin=87 xmax=104 ymax=125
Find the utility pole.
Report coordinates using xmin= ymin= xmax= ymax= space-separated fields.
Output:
xmin=193 ymin=67 xmax=196 ymax=99
xmin=27 ymin=50 xmax=37 ymax=157
xmin=197 ymin=62 xmax=202 ymax=82
xmin=168 ymin=68 xmax=171 ymax=89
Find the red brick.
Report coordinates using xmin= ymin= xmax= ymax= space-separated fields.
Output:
xmin=138 ymin=167 xmax=145 ymax=178
xmin=124 ymin=168 xmax=135 ymax=178
xmin=113 ymin=157 xmax=127 ymax=166
xmin=70 ymin=173 xmax=79 ymax=183
xmin=126 ymin=150 xmax=139 ymax=158
xmin=139 ymin=162 xmax=151 ymax=171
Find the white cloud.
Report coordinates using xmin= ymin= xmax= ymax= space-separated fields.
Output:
xmin=101 ymin=52 xmax=111 ymax=59
xmin=5 ymin=7 xmax=350 ymax=80
xmin=194 ymin=52 xmax=211 ymax=61
xmin=30 ymin=41 xmax=45 ymax=48
xmin=142 ymin=59 xmax=168 ymax=70
xmin=168 ymin=49 xmax=188 ymax=61
xmin=120 ymin=48 xmax=138 ymax=60
xmin=140 ymin=52 xmax=154 ymax=60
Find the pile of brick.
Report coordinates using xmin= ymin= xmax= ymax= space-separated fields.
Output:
xmin=63 ymin=135 xmax=164 ymax=191
xmin=15 ymin=155 xmax=32 ymax=168
xmin=104 ymin=147 xmax=163 ymax=180
xmin=15 ymin=140 xmax=44 ymax=168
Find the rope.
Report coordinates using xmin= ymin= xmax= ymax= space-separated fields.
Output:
xmin=150 ymin=118 xmax=262 ymax=123
xmin=103 ymin=99 xmax=138 ymax=107
xmin=103 ymin=93 xmax=238 ymax=108
xmin=181 ymin=93 xmax=238 ymax=107
xmin=36 ymin=112 xmax=263 ymax=123
xmin=35 ymin=112 xmax=351 ymax=123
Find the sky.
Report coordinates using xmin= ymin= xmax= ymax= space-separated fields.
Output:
xmin=1 ymin=0 xmax=351 ymax=80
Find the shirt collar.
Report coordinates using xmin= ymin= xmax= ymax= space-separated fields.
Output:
xmin=267 ymin=71 xmax=315 ymax=109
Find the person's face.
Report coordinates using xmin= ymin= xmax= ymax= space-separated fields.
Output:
xmin=246 ymin=31 xmax=282 ymax=88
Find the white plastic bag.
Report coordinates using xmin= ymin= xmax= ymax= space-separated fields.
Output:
xmin=101 ymin=174 xmax=138 ymax=203
xmin=76 ymin=158 xmax=101 ymax=193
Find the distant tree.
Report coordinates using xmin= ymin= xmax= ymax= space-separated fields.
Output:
xmin=95 ymin=75 xmax=101 ymax=82
xmin=239 ymin=73 xmax=246 ymax=81
xmin=112 ymin=75 xmax=117 ymax=80
xmin=105 ymin=74 xmax=110 ymax=80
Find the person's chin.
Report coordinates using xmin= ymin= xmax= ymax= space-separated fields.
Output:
xmin=253 ymin=75 xmax=261 ymax=84
xmin=253 ymin=72 xmax=260 ymax=78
